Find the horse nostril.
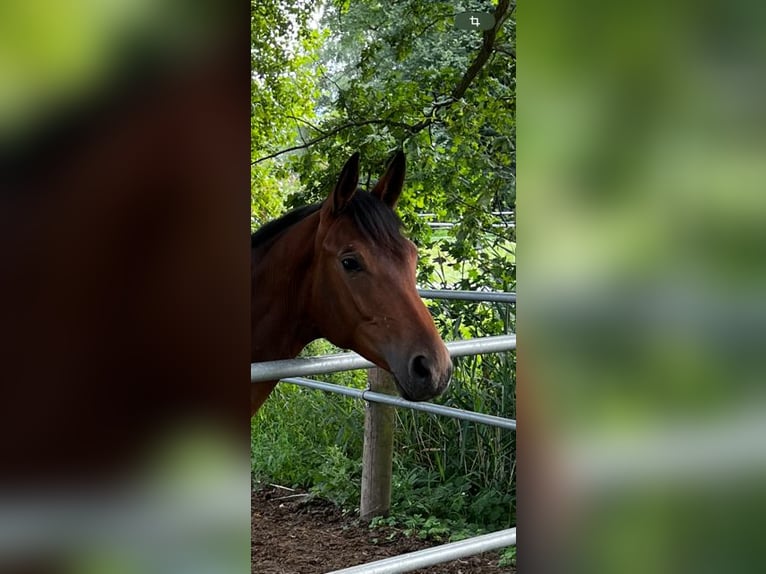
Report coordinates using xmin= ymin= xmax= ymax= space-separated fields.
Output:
xmin=410 ymin=355 xmax=431 ymax=381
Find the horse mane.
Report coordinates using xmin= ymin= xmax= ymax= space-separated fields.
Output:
xmin=251 ymin=204 xmax=321 ymax=249
xmin=251 ymin=190 xmax=405 ymax=252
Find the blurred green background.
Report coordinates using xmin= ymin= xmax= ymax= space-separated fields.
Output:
xmin=522 ymin=0 xmax=766 ymax=572
xmin=0 ymin=0 xmax=223 ymax=150
xmin=1 ymin=2 xmax=248 ymax=574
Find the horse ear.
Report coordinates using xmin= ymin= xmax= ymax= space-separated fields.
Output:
xmin=371 ymin=151 xmax=405 ymax=208
xmin=331 ymin=152 xmax=360 ymax=214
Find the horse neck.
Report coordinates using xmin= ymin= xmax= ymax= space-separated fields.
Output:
xmin=251 ymin=211 xmax=321 ymax=361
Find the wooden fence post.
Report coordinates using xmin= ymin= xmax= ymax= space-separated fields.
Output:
xmin=360 ymin=367 xmax=397 ymax=521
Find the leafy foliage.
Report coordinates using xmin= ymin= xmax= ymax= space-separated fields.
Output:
xmin=251 ymin=0 xmax=325 ymax=224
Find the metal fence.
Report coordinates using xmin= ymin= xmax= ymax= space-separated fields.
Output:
xmin=327 ymin=528 xmax=517 ymax=574
xmin=417 ymin=288 xmax=516 ymax=303
xmin=251 ymin=334 xmax=515 ymax=382
xmin=252 ymin=289 xmax=516 ymax=573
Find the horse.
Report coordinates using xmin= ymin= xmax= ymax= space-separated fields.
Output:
xmin=251 ymin=152 xmax=453 ymax=415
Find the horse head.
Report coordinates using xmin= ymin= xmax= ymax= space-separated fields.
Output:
xmin=309 ymin=152 xmax=452 ymax=401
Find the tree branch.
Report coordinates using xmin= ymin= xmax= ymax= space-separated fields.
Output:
xmin=252 ymin=119 xmax=410 ymax=165
xmin=393 ymin=0 xmax=511 ymax=134
xmin=452 ymin=0 xmax=510 ymax=100
xmin=252 ymin=0 xmax=512 ymax=164
xmin=287 ymin=114 xmax=326 ymax=134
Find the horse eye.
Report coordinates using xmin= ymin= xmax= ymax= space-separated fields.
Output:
xmin=341 ymin=256 xmax=362 ymax=272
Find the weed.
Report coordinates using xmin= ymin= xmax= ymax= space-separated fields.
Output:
xmin=498 ymin=546 xmax=517 ymax=567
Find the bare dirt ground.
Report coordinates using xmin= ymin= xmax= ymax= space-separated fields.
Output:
xmin=252 ymin=486 xmax=515 ymax=574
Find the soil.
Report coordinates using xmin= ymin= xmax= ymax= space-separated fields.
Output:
xmin=252 ymin=486 xmax=515 ymax=574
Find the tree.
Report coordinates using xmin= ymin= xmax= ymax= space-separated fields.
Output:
xmin=251 ymin=0 xmax=324 ymax=224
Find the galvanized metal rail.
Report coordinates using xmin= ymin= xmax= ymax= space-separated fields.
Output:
xmin=281 ymin=377 xmax=516 ymax=430
xmin=326 ymin=528 xmax=517 ymax=574
xmin=251 ymin=334 xmax=516 ymax=383
xmin=418 ymin=288 xmax=516 ymax=303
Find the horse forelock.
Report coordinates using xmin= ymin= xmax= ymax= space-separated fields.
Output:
xmin=343 ymin=189 xmax=406 ymax=255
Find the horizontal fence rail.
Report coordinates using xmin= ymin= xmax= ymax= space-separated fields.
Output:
xmin=281 ymin=377 xmax=516 ymax=430
xmin=251 ymin=334 xmax=516 ymax=383
xmin=417 ymin=289 xmax=516 ymax=303
xmin=326 ymin=528 xmax=517 ymax=574
xmin=425 ymin=222 xmax=514 ymax=229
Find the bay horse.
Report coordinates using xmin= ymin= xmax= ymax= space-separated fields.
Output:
xmin=251 ymin=152 xmax=452 ymax=415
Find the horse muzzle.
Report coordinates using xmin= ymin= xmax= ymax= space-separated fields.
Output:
xmin=391 ymin=349 xmax=453 ymax=402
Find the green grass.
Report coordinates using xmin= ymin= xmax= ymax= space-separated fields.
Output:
xmin=251 ymin=340 xmax=366 ymax=501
